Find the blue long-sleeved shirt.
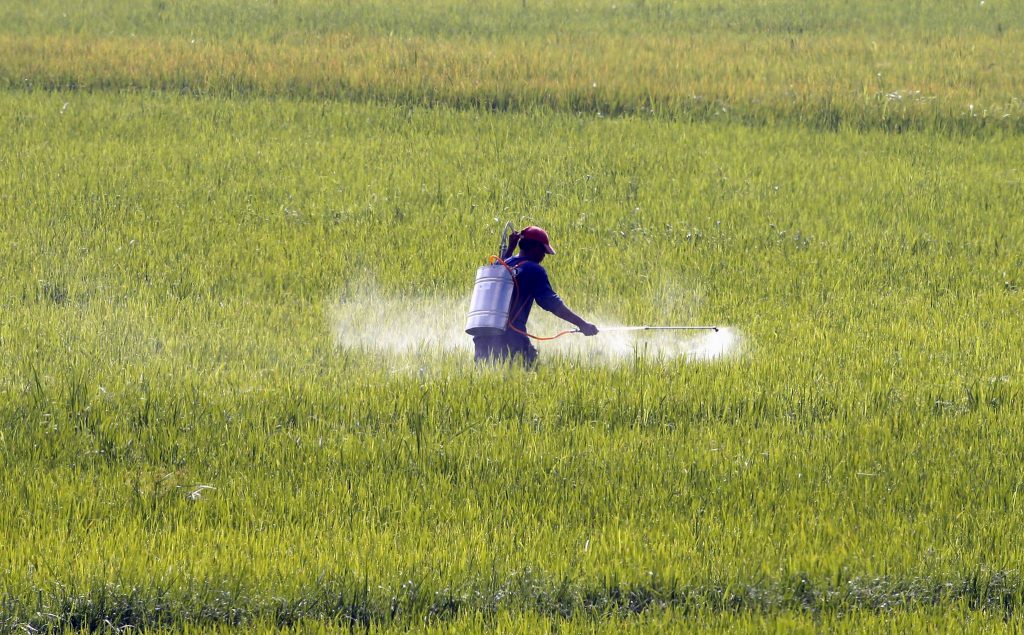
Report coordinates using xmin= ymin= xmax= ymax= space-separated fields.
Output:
xmin=504 ymin=256 xmax=562 ymax=332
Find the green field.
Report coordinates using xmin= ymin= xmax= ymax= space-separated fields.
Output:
xmin=2 ymin=1 xmax=1024 ymax=632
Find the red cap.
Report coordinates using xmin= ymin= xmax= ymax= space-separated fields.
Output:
xmin=520 ymin=226 xmax=556 ymax=254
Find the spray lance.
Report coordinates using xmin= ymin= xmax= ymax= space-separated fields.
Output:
xmin=465 ymin=222 xmax=719 ymax=340
xmin=595 ymin=325 xmax=719 ymax=333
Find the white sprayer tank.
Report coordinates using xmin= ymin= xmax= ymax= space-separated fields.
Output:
xmin=465 ymin=264 xmax=514 ymax=336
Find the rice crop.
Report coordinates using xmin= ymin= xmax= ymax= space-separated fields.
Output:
xmin=2 ymin=1 xmax=1023 ymax=134
xmin=2 ymin=1 xmax=1024 ymax=632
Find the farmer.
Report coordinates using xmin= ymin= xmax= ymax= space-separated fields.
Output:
xmin=474 ymin=226 xmax=599 ymax=365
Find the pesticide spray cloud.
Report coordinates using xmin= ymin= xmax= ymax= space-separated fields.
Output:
xmin=328 ymin=284 xmax=742 ymax=364
xmin=525 ymin=310 xmax=742 ymax=363
xmin=329 ymin=289 xmax=472 ymax=355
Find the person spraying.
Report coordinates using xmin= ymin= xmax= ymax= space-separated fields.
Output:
xmin=467 ymin=225 xmax=598 ymax=365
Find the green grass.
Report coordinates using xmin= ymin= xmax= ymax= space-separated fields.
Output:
xmin=2 ymin=89 xmax=1024 ymax=630
xmin=1 ymin=0 xmax=1015 ymax=38
xmin=29 ymin=607 xmax=1024 ymax=634
xmin=3 ymin=1 xmax=1024 ymax=631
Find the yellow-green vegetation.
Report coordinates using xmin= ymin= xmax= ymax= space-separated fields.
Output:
xmin=2 ymin=0 xmax=1023 ymax=133
xmin=2 ymin=1 xmax=1024 ymax=632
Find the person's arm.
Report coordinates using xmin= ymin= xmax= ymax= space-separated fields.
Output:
xmin=529 ymin=265 xmax=599 ymax=336
xmin=549 ymin=301 xmax=599 ymax=335
xmin=499 ymin=231 xmax=521 ymax=260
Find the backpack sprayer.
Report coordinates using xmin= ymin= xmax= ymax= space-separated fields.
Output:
xmin=465 ymin=222 xmax=720 ymax=339
xmin=465 ymin=222 xmax=526 ymax=337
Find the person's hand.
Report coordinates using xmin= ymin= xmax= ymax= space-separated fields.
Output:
xmin=507 ymin=231 xmax=521 ymax=249
xmin=579 ymin=322 xmax=599 ymax=336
